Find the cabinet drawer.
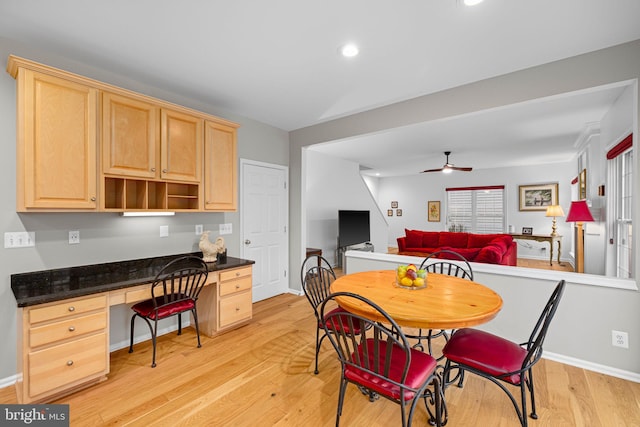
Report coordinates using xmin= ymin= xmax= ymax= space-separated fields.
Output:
xmin=219 ymin=276 xmax=252 ymax=297
xmin=219 ymin=291 xmax=252 ymax=328
xmin=28 ymin=332 xmax=108 ymax=397
xmin=29 ymin=295 xmax=107 ymax=324
xmin=219 ymin=266 xmax=251 ymax=282
xmin=29 ymin=311 xmax=107 ymax=348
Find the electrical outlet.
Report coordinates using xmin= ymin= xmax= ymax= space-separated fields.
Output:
xmin=612 ymin=330 xmax=629 ymax=348
xmin=195 ymin=224 xmax=203 ymax=235
xmin=68 ymin=230 xmax=80 ymax=245
xmin=160 ymin=225 xmax=169 ymax=238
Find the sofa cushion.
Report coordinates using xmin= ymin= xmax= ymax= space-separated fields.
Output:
xmin=488 ymin=236 xmax=512 ymax=252
xmin=421 ymin=232 xmax=440 ymax=247
xmin=438 ymin=232 xmax=469 ymax=248
xmin=475 ymin=244 xmax=504 ymax=264
xmin=438 ymin=247 xmax=481 ymax=261
xmin=468 ymin=233 xmax=507 ymax=248
xmin=405 ymin=229 xmax=423 ymax=247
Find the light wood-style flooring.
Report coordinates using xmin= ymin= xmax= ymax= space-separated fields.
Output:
xmin=2 ymin=292 xmax=639 ymax=426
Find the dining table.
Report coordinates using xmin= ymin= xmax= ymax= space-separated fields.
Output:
xmin=329 ymin=269 xmax=503 ymax=330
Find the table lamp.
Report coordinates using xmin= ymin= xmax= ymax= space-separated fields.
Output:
xmin=565 ymin=200 xmax=594 ymax=273
xmin=545 ymin=205 xmax=565 ymax=237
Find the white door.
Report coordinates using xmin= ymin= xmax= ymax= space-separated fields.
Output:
xmin=240 ymin=160 xmax=288 ymax=301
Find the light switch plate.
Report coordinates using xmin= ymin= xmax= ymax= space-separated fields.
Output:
xmin=4 ymin=232 xmax=35 ymax=248
xmin=219 ymin=223 xmax=232 ymax=235
xmin=195 ymin=224 xmax=204 ymax=235
xmin=160 ymin=225 xmax=169 ymax=237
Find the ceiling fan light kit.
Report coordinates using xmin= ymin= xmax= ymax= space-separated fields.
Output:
xmin=422 ymin=151 xmax=473 ymax=174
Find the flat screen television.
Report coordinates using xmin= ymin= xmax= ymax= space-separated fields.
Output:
xmin=338 ymin=210 xmax=370 ymax=248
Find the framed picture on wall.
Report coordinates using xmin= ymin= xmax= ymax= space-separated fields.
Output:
xmin=428 ymin=201 xmax=440 ymax=222
xmin=579 ymin=169 xmax=587 ymax=200
xmin=391 ymin=201 xmax=398 ymax=208
xmin=387 ymin=209 xmax=393 ymax=216
xmin=518 ymin=183 xmax=559 ymax=211
xmin=396 ymin=209 xmax=402 ymax=217
xmin=522 ymin=227 xmax=533 ymax=235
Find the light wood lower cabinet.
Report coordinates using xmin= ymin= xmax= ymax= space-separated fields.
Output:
xmin=198 ymin=266 xmax=253 ymax=335
xmin=17 ymin=295 xmax=109 ymax=403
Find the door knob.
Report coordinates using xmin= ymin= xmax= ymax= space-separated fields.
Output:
xmin=244 ymin=239 xmax=251 ymax=245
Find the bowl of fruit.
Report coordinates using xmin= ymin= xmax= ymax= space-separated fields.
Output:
xmin=395 ymin=264 xmax=427 ymax=289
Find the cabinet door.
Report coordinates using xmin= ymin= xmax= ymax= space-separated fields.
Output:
xmin=102 ymin=92 xmax=159 ymax=178
xmin=204 ymin=121 xmax=238 ymax=211
xmin=18 ymin=69 xmax=97 ymax=210
xmin=160 ymin=109 xmax=202 ymax=182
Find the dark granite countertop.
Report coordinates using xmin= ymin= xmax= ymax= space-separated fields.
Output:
xmin=11 ymin=252 xmax=255 ymax=307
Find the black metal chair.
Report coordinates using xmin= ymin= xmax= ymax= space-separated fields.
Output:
xmin=129 ymin=256 xmax=209 ymax=367
xmin=407 ymin=250 xmax=474 ymax=357
xmin=321 ymin=292 xmax=446 ymax=427
xmin=301 ymin=254 xmax=362 ymax=374
xmin=442 ymin=280 xmax=566 ymax=427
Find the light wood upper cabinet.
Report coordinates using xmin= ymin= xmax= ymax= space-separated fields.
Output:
xmin=8 ymin=55 xmax=239 ymax=213
xmin=161 ymin=109 xmax=203 ymax=183
xmin=204 ymin=121 xmax=238 ymax=211
xmin=16 ymin=68 xmax=98 ymax=211
xmin=102 ymin=92 xmax=159 ymax=179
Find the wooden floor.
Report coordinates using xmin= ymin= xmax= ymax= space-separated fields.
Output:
xmin=2 ymin=293 xmax=639 ymax=426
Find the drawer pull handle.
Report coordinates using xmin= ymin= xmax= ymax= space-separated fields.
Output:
xmin=67 ymin=360 xmax=74 ymax=366
xmin=68 ymin=306 xmax=75 ymax=312
xmin=235 ymin=272 xmax=240 ymax=277
xmin=68 ymin=326 xmax=75 ymax=332
xmin=235 ymin=307 xmax=240 ymax=311
xmin=235 ymin=285 xmax=240 ymax=289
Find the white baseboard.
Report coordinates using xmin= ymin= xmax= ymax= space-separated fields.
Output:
xmin=0 ymin=374 xmax=19 ymax=390
xmin=110 ymin=321 xmax=188 ymax=352
xmin=543 ymin=351 xmax=640 ymax=383
xmin=288 ymin=288 xmax=303 ymax=296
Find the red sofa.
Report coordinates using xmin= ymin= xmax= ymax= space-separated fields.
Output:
xmin=396 ymin=229 xmax=517 ymax=266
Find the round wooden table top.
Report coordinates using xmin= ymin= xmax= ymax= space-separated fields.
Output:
xmin=330 ymin=270 xmax=503 ymax=329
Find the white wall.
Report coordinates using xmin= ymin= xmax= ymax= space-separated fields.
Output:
xmin=0 ymin=37 xmax=290 ymax=383
xmin=304 ymin=150 xmax=387 ymax=266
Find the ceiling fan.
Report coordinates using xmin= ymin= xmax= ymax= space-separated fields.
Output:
xmin=421 ymin=151 xmax=473 ymax=173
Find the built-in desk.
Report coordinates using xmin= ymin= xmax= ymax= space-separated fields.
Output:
xmin=510 ymin=233 xmax=562 ymax=265
xmin=10 ymin=253 xmax=254 ymax=404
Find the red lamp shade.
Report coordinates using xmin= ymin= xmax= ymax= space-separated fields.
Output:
xmin=565 ymin=200 xmax=594 ymax=223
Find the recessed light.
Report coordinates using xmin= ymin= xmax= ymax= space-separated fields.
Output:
xmin=464 ymin=0 xmax=484 ymax=5
xmin=340 ymin=43 xmax=359 ymax=58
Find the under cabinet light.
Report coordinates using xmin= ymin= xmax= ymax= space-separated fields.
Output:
xmin=120 ymin=212 xmax=176 ymax=217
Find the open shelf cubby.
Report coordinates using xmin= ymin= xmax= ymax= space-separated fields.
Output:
xmin=103 ymin=177 xmax=199 ymax=211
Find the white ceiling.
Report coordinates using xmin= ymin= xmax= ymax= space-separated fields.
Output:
xmin=1 ymin=0 xmax=639 ymax=175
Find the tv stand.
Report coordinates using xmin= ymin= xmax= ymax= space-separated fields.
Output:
xmin=337 ymin=242 xmax=374 ymax=268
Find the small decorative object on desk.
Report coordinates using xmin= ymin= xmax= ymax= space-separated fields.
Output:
xmin=199 ymin=231 xmax=226 ymax=263
xmin=522 ymin=227 xmax=533 ymax=235
xmin=395 ymin=264 xmax=427 ymax=289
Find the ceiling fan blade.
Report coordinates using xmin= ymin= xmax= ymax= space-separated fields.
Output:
xmin=451 ymin=166 xmax=473 ymax=172
xmin=421 ymin=168 xmax=444 ymax=173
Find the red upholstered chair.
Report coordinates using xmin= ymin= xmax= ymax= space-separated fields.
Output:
xmin=321 ymin=292 xmax=446 ymax=427
xmin=301 ymin=255 xmax=361 ymax=374
xmin=407 ymin=250 xmax=474 ymax=357
xmin=442 ymin=280 xmax=566 ymax=427
xmin=128 ymin=256 xmax=209 ymax=367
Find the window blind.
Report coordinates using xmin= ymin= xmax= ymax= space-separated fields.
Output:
xmin=446 ymin=186 xmax=505 ymax=233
